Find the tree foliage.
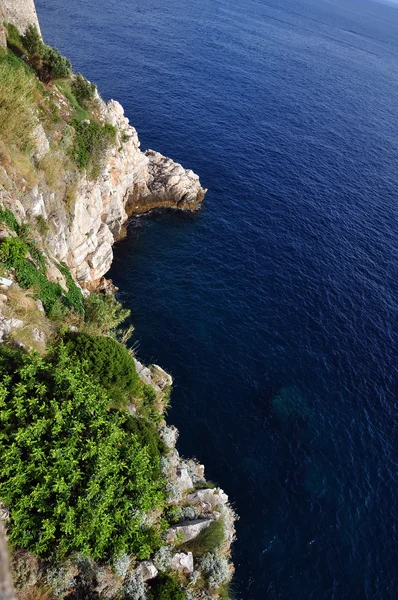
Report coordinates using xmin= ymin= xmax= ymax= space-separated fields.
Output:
xmin=64 ymin=333 xmax=139 ymax=406
xmin=148 ymin=575 xmax=186 ymax=600
xmin=83 ymin=293 xmax=130 ymax=336
xmin=71 ymin=74 xmax=97 ymax=107
xmin=0 ymin=344 xmax=164 ymax=560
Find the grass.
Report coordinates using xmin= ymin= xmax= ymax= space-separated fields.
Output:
xmin=181 ymin=520 xmax=225 ymax=557
xmin=0 ymin=52 xmax=37 ymax=153
xmin=38 ymin=153 xmax=65 ymax=189
xmin=55 ymin=80 xmax=89 ymax=121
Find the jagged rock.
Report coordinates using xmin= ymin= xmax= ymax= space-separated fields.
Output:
xmin=0 ymin=317 xmax=23 ymax=342
xmin=175 ymin=467 xmax=193 ymax=494
xmin=171 ymin=552 xmax=194 ymax=574
xmin=31 ymin=328 xmax=46 ymax=344
xmin=186 ymin=488 xmax=229 ymax=511
xmin=137 ymin=561 xmax=158 ymax=581
xmin=166 ymin=518 xmax=214 ymax=544
xmin=33 ymin=125 xmax=50 ymax=162
xmin=127 ymin=150 xmax=206 ymax=214
xmin=160 ymin=425 xmax=179 ymax=449
xmin=134 ymin=359 xmax=173 ymax=393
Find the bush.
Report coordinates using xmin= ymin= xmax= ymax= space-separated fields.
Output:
xmin=200 ymin=554 xmax=231 ymax=589
xmin=0 ymin=236 xmax=84 ymax=315
xmin=69 ymin=120 xmax=117 ymax=178
xmin=64 ymin=333 xmax=139 ymax=405
xmin=123 ymin=413 xmax=167 ymax=473
xmin=148 ymin=575 xmax=186 ymax=600
xmin=83 ymin=293 xmax=130 ymax=336
xmin=42 ymin=46 xmax=72 ymax=79
xmin=21 ymin=24 xmax=43 ymax=56
xmin=0 ymin=344 xmax=164 ymax=559
xmin=182 ymin=520 xmax=225 ymax=557
xmin=0 ymin=237 xmax=28 ymax=264
xmin=0 ymin=208 xmax=20 ymax=233
xmin=71 ymin=74 xmax=97 ymax=107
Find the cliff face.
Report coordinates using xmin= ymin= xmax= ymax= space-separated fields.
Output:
xmin=0 ymin=98 xmax=205 ymax=284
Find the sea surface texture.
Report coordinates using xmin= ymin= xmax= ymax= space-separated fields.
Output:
xmin=36 ymin=0 xmax=398 ymax=597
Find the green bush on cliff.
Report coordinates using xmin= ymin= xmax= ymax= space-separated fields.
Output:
xmin=182 ymin=519 xmax=225 ymax=557
xmin=0 ymin=343 xmax=164 ymax=560
xmin=69 ymin=119 xmax=117 ymax=178
xmin=64 ymin=333 xmax=139 ymax=405
xmin=0 ymin=237 xmax=84 ymax=315
xmin=71 ymin=73 xmax=97 ymax=107
xmin=148 ymin=575 xmax=186 ymax=600
xmin=21 ymin=24 xmax=43 ymax=55
xmin=83 ymin=292 xmax=130 ymax=336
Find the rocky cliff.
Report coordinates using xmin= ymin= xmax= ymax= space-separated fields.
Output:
xmin=0 ymin=97 xmax=205 ymax=285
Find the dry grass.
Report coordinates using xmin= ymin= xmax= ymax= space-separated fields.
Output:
xmin=3 ymin=284 xmax=57 ymax=352
xmin=38 ymin=153 xmax=65 ymax=189
xmin=17 ymin=584 xmax=54 ymax=600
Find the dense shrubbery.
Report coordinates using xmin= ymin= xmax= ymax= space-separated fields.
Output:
xmin=148 ymin=575 xmax=186 ymax=600
xmin=83 ymin=293 xmax=130 ymax=336
xmin=0 ymin=344 xmax=164 ymax=559
xmin=0 ymin=236 xmax=84 ymax=315
xmin=71 ymin=73 xmax=97 ymax=107
xmin=21 ymin=23 xmax=42 ymax=55
xmin=64 ymin=333 xmax=139 ymax=405
xmin=69 ymin=119 xmax=117 ymax=177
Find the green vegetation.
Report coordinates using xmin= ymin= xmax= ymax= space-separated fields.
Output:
xmin=64 ymin=333 xmax=139 ymax=406
xmin=83 ymin=292 xmax=130 ymax=336
xmin=71 ymin=73 xmax=97 ymax=107
xmin=182 ymin=520 xmax=225 ymax=557
xmin=0 ymin=52 xmax=36 ymax=154
xmin=0 ymin=343 xmax=164 ymax=560
xmin=69 ymin=119 xmax=117 ymax=177
xmin=148 ymin=575 xmax=186 ymax=600
xmin=21 ymin=23 xmax=42 ymax=55
xmin=0 ymin=236 xmax=84 ymax=315
xmin=0 ymin=208 xmax=20 ymax=233
xmin=55 ymin=80 xmax=89 ymax=121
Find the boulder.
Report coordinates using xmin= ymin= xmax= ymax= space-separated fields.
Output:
xmin=166 ymin=518 xmax=214 ymax=544
xmin=171 ymin=552 xmax=194 ymax=574
xmin=186 ymin=488 xmax=229 ymax=511
xmin=137 ymin=561 xmax=158 ymax=581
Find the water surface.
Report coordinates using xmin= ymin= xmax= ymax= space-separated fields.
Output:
xmin=36 ymin=0 xmax=398 ymax=597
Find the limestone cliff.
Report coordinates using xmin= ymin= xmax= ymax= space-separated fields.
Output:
xmin=0 ymin=98 xmax=205 ymax=284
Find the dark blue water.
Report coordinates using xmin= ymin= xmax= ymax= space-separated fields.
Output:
xmin=36 ymin=0 xmax=398 ymax=597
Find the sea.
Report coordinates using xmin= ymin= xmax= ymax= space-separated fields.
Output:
xmin=36 ymin=0 xmax=398 ymax=597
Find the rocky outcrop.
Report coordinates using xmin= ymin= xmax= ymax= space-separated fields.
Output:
xmin=3 ymin=99 xmax=205 ymax=284
xmin=166 ymin=518 xmax=214 ymax=544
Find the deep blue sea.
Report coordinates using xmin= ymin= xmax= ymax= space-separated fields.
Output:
xmin=36 ymin=0 xmax=398 ymax=597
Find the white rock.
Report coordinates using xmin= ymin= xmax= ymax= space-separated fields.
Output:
xmin=166 ymin=518 xmax=214 ymax=544
xmin=171 ymin=552 xmax=194 ymax=574
xmin=137 ymin=561 xmax=158 ymax=581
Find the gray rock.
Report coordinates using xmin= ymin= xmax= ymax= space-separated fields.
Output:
xmin=33 ymin=125 xmax=50 ymax=162
xmin=166 ymin=518 xmax=214 ymax=544
xmin=171 ymin=552 xmax=194 ymax=574
xmin=186 ymin=488 xmax=229 ymax=511
xmin=137 ymin=561 xmax=158 ymax=581
xmin=175 ymin=467 xmax=193 ymax=494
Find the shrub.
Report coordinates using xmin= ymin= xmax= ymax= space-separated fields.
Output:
xmin=42 ymin=46 xmax=71 ymax=79
xmin=200 ymin=554 xmax=231 ymax=589
xmin=123 ymin=413 xmax=167 ymax=473
xmin=64 ymin=333 xmax=139 ymax=405
xmin=0 ymin=208 xmax=20 ymax=233
xmin=69 ymin=120 xmax=117 ymax=178
xmin=148 ymin=575 xmax=185 ymax=600
xmin=182 ymin=520 xmax=225 ymax=557
xmin=21 ymin=25 xmax=43 ymax=56
xmin=83 ymin=293 xmax=130 ymax=336
xmin=124 ymin=570 xmax=147 ymax=600
xmin=0 ymin=237 xmax=28 ymax=264
xmin=5 ymin=23 xmax=26 ymax=54
xmin=71 ymin=74 xmax=97 ymax=107
xmin=0 ymin=344 xmax=164 ymax=559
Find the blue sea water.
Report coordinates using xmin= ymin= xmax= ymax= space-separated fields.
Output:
xmin=36 ymin=0 xmax=398 ymax=597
